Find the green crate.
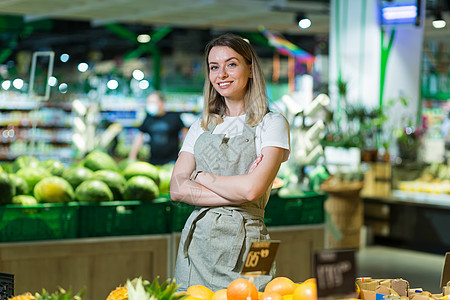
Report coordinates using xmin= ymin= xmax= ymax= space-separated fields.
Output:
xmin=78 ymin=199 xmax=171 ymax=238
xmin=0 ymin=203 xmax=79 ymax=242
xmin=264 ymin=192 xmax=326 ymax=226
xmin=170 ymin=202 xmax=195 ymax=232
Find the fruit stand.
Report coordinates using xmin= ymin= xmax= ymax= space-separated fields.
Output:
xmin=0 ymin=153 xmax=327 ymax=300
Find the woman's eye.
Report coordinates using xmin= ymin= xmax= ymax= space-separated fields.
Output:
xmin=210 ymin=65 xmax=218 ymax=71
xmin=228 ymin=62 xmax=237 ymax=68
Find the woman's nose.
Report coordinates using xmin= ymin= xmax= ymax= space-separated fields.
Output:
xmin=218 ymin=66 xmax=228 ymax=78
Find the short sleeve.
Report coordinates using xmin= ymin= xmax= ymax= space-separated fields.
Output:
xmin=138 ymin=114 xmax=151 ymax=133
xmin=179 ymin=118 xmax=203 ymax=154
xmin=258 ymin=112 xmax=290 ymax=162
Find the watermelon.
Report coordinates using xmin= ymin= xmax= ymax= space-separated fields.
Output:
xmin=16 ymin=167 xmax=51 ymax=193
xmin=158 ymin=169 xmax=172 ymax=195
xmin=0 ymin=172 xmax=15 ymax=204
xmin=34 ymin=176 xmax=75 ymax=203
xmin=123 ymin=161 xmax=159 ymax=184
xmin=91 ymin=170 xmax=126 ymax=200
xmin=117 ymin=158 xmax=137 ymax=171
xmin=83 ymin=150 xmax=119 ymax=172
xmin=62 ymin=166 xmax=93 ymax=189
xmin=41 ymin=159 xmax=65 ymax=176
xmin=12 ymin=195 xmax=38 ymax=206
xmin=12 ymin=155 xmax=40 ymax=172
xmin=123 ymin=175 xmax=159 ymax=201
xmin=75 ymin=180 xmax=114 ymax=202
xmin=9 ymin=174 xmax=29 ymax=195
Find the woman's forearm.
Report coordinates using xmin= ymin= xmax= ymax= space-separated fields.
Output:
xmin=170 ymin=171 xmax=247 ymax=206
xmin=194 ymin=147 xmax=285 ymax=202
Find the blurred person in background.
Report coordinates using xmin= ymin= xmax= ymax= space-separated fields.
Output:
xmin=129 ymin=91 xmax=187 ymax=165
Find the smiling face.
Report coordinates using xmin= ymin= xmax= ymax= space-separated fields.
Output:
xmin=208 ymin=46 xmax=252 ymax=103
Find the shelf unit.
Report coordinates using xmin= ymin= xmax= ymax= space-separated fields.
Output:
xmin=0 ymin=92 xmax=75 ymax=164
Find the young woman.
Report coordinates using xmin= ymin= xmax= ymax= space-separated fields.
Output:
xmin=170 ymin=33 xmax=290 ymax=292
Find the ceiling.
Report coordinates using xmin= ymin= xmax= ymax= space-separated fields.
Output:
xmin=0 ymin=0 xmax=448 ymax=63
xmin=0 ymin=0 xmax=331 ymax=35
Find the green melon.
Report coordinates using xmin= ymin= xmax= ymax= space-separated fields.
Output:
xmin=41 ymin=159 xmax=66 ymax=176
xmin=123 ymin=161 xmax=159 ymax=184
xmin=16 ymin=167 xmax=51 ymax=193
xmin=91 ymin=170 xmax=126 ymax=200
xmin=124 ymin=175 xmax=159 ymax=201
xmin=9 ymin=174 xmax=29 ymax=195
xmin=83 ymin=150 xmax=119 ymax=172
xmin=75 ymin=180 xmax=114 ymax=202
xmin=0 ymin=172 xmax=15 ymax=204
xmin=117 ymin=158 xmax=138 ymax=171
xmin=62 ymin=166 xmax=94 ymax=190
xmin=158 ymin=169 xmax=172 ymax=195
xmin=12 ymin=155 xmax=40 ymax=173
xmin=12 ymin=195 xmax=38 ymax=206
xmin=34 ymin=176 xmax=75 ymax=203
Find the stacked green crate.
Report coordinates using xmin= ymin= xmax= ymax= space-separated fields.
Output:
xmin=0 ymin=203 xmax=79 ymax=242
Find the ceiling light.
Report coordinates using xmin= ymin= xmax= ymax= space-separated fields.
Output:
xmin=48 ymin=76 xmax=58 ymax=87
xmin=296 ymin=13 xmax=311 ymax=29
xmin=12 ymin=78 xmax=24 ymax=90
xmin=132 ymin=69 xmax=145 ymax=81
xmin=432 ymin=11 xmax=446 ymax=29
xmin=78 ymin=63 xmax=89 ymax=72
xmin=107 ymin=79 xmax=119 ymax=90
xmin=60 ymin=53 xmax=69 ymax=63
xmin=59 ymin=83 xmax=68 ymax=94
xmin=1 ymin=80 xmax=11 ymax=90
xmin=139 ymin=80 xmax=150 ymax=90
xmin=137 ymin=34 xmax=151 ymax=43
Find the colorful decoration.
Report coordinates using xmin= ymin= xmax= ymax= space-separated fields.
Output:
xmin=259 ymin=26 xmax=315 ymax=64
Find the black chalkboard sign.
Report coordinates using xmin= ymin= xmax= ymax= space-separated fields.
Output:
xmin=241 ymin=241 xmax=280 ymax=276
xmin=314 ymin=249 xmax=356 ymax=298
xmin=0 ymin=272 xmax=14 ymax=300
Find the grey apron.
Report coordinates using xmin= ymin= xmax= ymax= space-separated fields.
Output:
xmin=174 ymin=118 xmax=274 ymax=292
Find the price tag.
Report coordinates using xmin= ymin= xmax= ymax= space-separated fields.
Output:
xmin=314 ymin=249 xmax=356 ymax=299
xmin=241 ymin=241 xmax=280 ymax=276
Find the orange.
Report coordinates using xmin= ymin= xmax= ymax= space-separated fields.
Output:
xmin=283 ymin=295 xmax=293 ymax=300
xmin=292 ymin=279 xmax=317 ymax=300
xmin=264 ymin=277 xmax=296 ymax=296
xmin=260 ymin=292 xmax=283 ymax=300
xmin=186 ymin=285 xmax=215 ymax=300
xmin=227 ymin=278 xmax=258 ymax=300
xmin=212 ymin=289 xmax=228 ymax=300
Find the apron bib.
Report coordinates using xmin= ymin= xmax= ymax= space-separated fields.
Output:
xmin=174 ymin=118 xmax=274 ymax=292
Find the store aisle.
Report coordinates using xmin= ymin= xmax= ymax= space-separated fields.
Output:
xmin=356 ymin=246 xmax=446 ymax=294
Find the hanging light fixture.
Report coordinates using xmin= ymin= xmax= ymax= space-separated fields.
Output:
xmin=432 ymin=11 xmax=446 ymax=29
xmin=296 ymin=13 xmax=311 ymax=29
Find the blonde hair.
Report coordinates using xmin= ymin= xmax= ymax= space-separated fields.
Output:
xmin=201 ymin=33 xmax=269 ymax=130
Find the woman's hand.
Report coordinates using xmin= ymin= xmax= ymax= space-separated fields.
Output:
xmin=248 ymin=154 xmax=263 ymax=174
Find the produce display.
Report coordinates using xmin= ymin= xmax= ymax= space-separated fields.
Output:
xmin=10 ymin=275 xmax=450 ymax=300
xmin=397 ymin=163 xmax=450 ymax=195
xmin=105 ymin=276 xmax=317 ymax=300
xmin=0 ymin=151 xmax=173 ymax=204
xmin=9 ymin=287 xmax=85 ymax=300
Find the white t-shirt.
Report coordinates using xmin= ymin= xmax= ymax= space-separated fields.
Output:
xmin=180 ymin=112 xmax=290 ymax=162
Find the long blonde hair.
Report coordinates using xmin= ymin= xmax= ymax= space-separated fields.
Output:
xmin=201 ymin=33 xmax=269 ymax=130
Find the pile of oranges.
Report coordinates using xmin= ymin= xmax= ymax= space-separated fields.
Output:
xmin=184 ymin=276 xmax=317 ymax=300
